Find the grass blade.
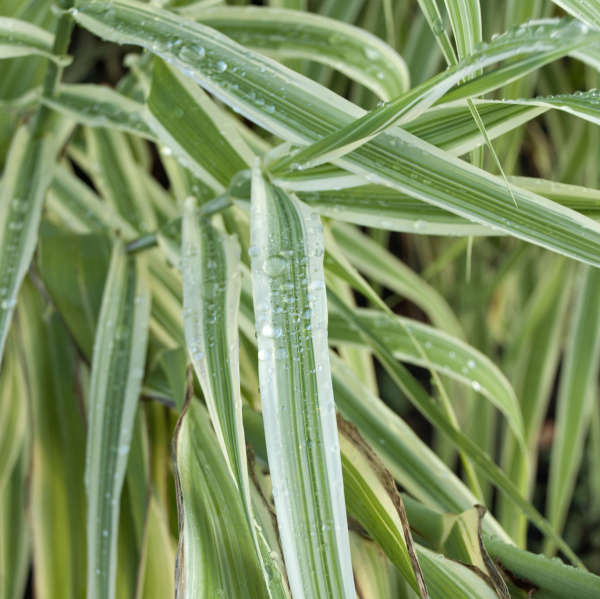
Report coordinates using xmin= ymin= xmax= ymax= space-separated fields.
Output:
xmin=17 ymin=282 xmax=87 ymax=599
xmin=173 ymin=399 xmax=271 ymax=599
xmin=331 ymin=223 xmax=464 ymax=337
xmin=545 ymin=266 xmax=600 ymax=551
xmin=147 ymin=58 xmax=254 ymax=192
xmin=267 ymin=19 xmax=598 ymax=171
xmin=42 ymin=83 xmax=154 ymax=138
xmin=181 ymin=198 xmax=289 ymax=597
xmin=182 ymin=200 xmax=246 ymax=490
xmin=186 ymin=5 xmax=409 ymax=100
xmin=0 ymin=450 xmax=30 ymax=599
xmin=0 ymin=16 xmax=70 ymax=64
xmin=329 ymin=309 xmax=524 ymax=446
xmin=0 ymin=116 xmax=65 ymax=363
xmin=85 ymin=127 xmax=157 ymax=233
xmin=330 ymin=355 xmax=509 ymax=541
xmin=85 ymin=242 xmax=151 ymax=599
xmin=484 ymin=535 xmax=600 ymax=599
xmin=549 ymin=0 xmax=600 ymax=28
xmin=338 ymin=417 xmax=427 ymax=597
xmin=250 ymin=167 xmax=355 ymax=599
xmin=328 ymin=289 xmax=582 ymax=566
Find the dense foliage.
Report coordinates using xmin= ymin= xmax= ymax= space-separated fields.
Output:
xmin=1 ymin=0 xmax=599 ymax=598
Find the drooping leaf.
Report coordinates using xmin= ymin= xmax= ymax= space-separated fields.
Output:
xmin=187 ymin=5 xmax=410 ymax=100
xmin=0 ymin=16 xmax=70 ymax=64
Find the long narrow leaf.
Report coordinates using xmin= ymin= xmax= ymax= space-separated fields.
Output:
xmin=249 ymin=167 xmax=355 ymax=599
xmin=85 ymin=242 xmax=151 ymax=599
xmin=545 ymin=266 xmax=600 ymax=550
xmin=0 ymin=115 xmax=64 ymax=363
xmin=187 ymin=5 xmax=409 ymax=100
xmin=173 ymin=399 xmax=271 ymax=599
xmin=0 ymin=17 xmax=70 ymax=64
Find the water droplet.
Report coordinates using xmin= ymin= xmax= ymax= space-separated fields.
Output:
xmin=263 ymin=254 xmax=287 ymax=277
xmin=467 ymin=359 xmax=475 ymax=369
xmin=471 ymin=380 xmax=481 ymax=392
xmin=364 ymin=47 xmax=380 ymax=60
xmin=0 ymin=298 xmax=16 ymax=310
xmin=216 ymin=60 xmax=228 ymax=72
xmin=261 ymin=323 xmax=282 ymax=338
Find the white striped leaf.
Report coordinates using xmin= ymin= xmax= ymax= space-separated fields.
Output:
xmin=173 ymin=399 xmax=271 ymax=599
xmin=0 ymin=115 xmax=66 ymax=365
xmin=186 ymin=5 xmax=409 ymax=100
xmin=181 ymin=198 xmax=289 ymax=598
xmin=549 ymin=0 xmax=600 ymax=29
xmin=147 ymin=58 xmax=254 ymax=192
xmin=328 ymin=309 xmax=524 ymax=447
xmin=42 ymin=83 xmax=154 ymax=138
xmin=85 ymin=242 xmax=151 ymax=599
xmin=328 ymin=290 xmax=581 ymax=566
xmin=0 ymin=16 xmax=71 ymax=64
xmin=249 ymin=167 xmax=355 ymax=599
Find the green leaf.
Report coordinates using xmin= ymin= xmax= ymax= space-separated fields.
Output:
xmin=330 ymin=223 xmax=464 ymax=338
xmin=17 ymin=282 xmax=87 ymax=599
xmin=0 ymin=334 xmax=27 ymax=493
xmin=42 ymin=83 xmax=154 ymax=138
xmin=444 ymin=0 xmax=482 ymax=60
xmin=498 ymin=258 xmax=572 ymax=544
xmin=85 ymin=127 xmax=157 ymax=233
xmin=0 ymin=450 xmax=30 ymax=599
xmin=0 ymin=115 xmax=66 ymax=364
xmin=338 ymin=416 xmax=427 ymax=597
xmin=187 ymin=5 xmax=409 ymax=100
xmin=546 ymin=266 xmax=600 ymax=549
xmin=249 ymin=168 xmax=355 ymax=599
xmin=0 ymin=16 xmax=71 ymax=64
xmin=267 ymin=19 xmax=599 ymax=170
xmin=349 ymin=534 xmax=401 ymax=599
xmin=173 ymin=399 xmax=271 ymax=599
xmin=38 ymin=226 xmax=112 ymax=358
xmin=147 ymin=59 xmax=254 ymax=192
xmin=182 ymin=200 xmax=245 ymax=483
xmin=549 ymin=0 xmax=600 ymax=29
xmin=328 ymin=308 xmax=525 ymax=447
xmin=330 ymin=355 xmax=510 ymax=542
xmin=181 ymin=198 xmax=289 ymax=598
xmin=484 ymin=535 xmax=600 ymax=599
xmin=85 ymin=242 xmax=151 ymax=599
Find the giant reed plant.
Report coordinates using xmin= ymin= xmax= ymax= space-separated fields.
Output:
xmin=1 ymin=0 xmax=600 ymax=597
